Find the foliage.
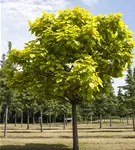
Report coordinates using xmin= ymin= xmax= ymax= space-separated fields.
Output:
xmin=7 ymin=6 xmax=134 ymax=104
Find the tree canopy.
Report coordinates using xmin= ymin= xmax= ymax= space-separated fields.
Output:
xmin=7 ymin=6 xmax=134 ymax=103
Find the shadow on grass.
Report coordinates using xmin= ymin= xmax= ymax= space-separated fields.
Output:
xmin=0 ymin=143 xmax=72 ymax=150
xmin=0 ymin=130 xmax=72 ymax=133
xmin=1 ymin=135 xmax=135 ymax=139
xmin=59 ymin=135 xmax=135 ymax=139
xmin=0 ymin=128 xmax=71 ymax=131
xmin=77 ymin=127 xmax=132 ymax=130
xmin=82 ymin=130 xmax=133 ymax=133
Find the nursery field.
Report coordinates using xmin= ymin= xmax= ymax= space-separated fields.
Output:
xmin=0 ymin=120 xmax=135 ymax=150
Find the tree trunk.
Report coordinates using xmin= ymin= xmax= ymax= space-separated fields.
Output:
xmin=49 ymin=115 xmax=51 ymax=127
xmin=54 ymin=115 xmax=56 ymax=126
xmin=27 ymin=110 xmax=30 ymax=130
xmin=127 ymin=116 xmax=129 ymax=125
xmin=65 ymin=114 xmax=67 ymax=126
xmin=63 ymin=113 xmax=66 ymax=129
xmin=15 ymin=113 xmax=17 ymax=127
xmin=99 ymin=111 xmax=102 ymax=129
xmin=53 ymin=116 xmax=55 ymax=125
xmin=132 ymin=108 xmax=135 ymax=131
xmin=21 ymin=112 xmax=23 ymax=127
xmin=87 ymin=115 xmax=89 ymax=124
xmin=40 ymin=109 xmax=43 ymax=132
xmin=110 ymin=111 xmax=112 ymax=127
xmin=33 ymin=113 xmax=35 ymax=125
xmin=90 ymin=114 xmax=93 ymax=124
xmin=122 ymin=116 xmax=124 ymax=124
xmin=4 ymin=103 xmax=8 ymax=137
xmin=72 ymin=101 xmax=79 ymax=150
xmin=47 ymin=116 xmax=48 ymax=125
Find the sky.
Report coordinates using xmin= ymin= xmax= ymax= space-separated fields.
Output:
xmin=0 ymin=0 xmax=135 ymax=94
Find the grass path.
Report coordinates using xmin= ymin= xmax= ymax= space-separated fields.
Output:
xmin=0 ymin=122 xmax=135 ymax=150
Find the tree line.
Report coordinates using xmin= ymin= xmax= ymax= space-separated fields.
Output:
xmin=0 ymin=42 xmax=135 ymax=134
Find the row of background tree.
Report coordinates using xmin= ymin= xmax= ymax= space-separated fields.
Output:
xmin=0 ymin=43 xmax=135 ymax=131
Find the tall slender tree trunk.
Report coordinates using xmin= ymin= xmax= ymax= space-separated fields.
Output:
xmin=49 ymin=114 xmax=51 ymax=127
xmin=4 ymin=103 xmax=8 ymax=137
xmin=47 ymin=116 xmax=48 ymax=125
xmin=122 ymin=116 xmax=124 ymax=124
xmin=21 ymin=112 xmax=23 ymax=127
xmin=87 ymin=115 xmax=89 ymax=124
xmin=72 ymin=101 xmax=79 ymax=150
xmin=63 ymin=113 xmax=66 ymax=129
xmin=132 ymin=108 xmax=135 ymax=131
xmin=15 ymin=113 xmax=17 ymax=127
xmin=90 ymin=114 xmax=93 ymax=124
xmin=33 ymin=113 xmax=35 ymax=125
xmin=27 ymin=110 xmax=30 ymax=130
xmin=40 ymin=109 xmax=43 ymax=132
xmin=99 ymin=111 xmax=102 ymax=129
xmin=110 ymin=111 xmax=112 ymax=127
xmin=127 ymin=116 xmax=129 ymax=125
xmin=65 ymin=114 xmax=67 ymax=126
xmin=54 ymin=115 xmax=56 ymax=126
xmin=53 ymin=115 xmax=55 ymax=125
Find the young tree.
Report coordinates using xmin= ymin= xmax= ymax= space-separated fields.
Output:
xmin=93 ymin=94 xmax=108 ymax=129
xmin=6 ymin=7 xmax=135 ymax=149
xmin=106 ymin=82 xmax=116 ymax=127
xmin=0 ymin=42 xmax=13 ymax=137
xmin=122 ymin=65 xmax=135 ymax=131
xmin=117 ymin=88 xmax=128 ymax=124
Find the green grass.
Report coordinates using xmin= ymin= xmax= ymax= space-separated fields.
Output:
xmin=0 ymin=121 xmax=135 ymax=150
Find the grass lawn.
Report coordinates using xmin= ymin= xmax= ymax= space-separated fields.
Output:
xmin=0 ymin=121 xmax=135 ymax=150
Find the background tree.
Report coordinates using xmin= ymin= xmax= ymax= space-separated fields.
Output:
xmin=106 ymin=82 xmax=117 ymax=127
xmin=0 ymin=42 xmax=13 ymax=137
xmin=122 ymin=65 xmax=135 ymax=131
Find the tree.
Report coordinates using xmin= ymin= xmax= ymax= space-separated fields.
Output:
xmin=0 ymin=42 xmax=13 ymax=137
xmin=105 ymin=82 xmax=116 ymax=127
xmin=122 ymin=65 xmax=135 ymax=131
xmin=79 ymin=103 xmax=94 ymax=124
xmin=93 ymin=94 xmax=108 ymax=129
xmin=7 ymin=7 xmax=135 ymax=149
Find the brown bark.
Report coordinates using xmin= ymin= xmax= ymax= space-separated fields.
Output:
xmin=132 ymin=108 xmax=135 ymax=131
xmin=4 ymin=103 xmax=8 ymax=137
xmin=72 ymin=101 xmax=79 ymax=150
xmin=15 ymin=113 xmax=17 ymax=127
xmin=27 ymin=111 xmax=30 ymax=129
xmin=99 ymin=111 xmax=102 ymax=129
xmin=40 ymin=109 xmax=43 ymax=132
xmin=21 ymin=112 xmax=23 ymax=127
xmin=110 ymin=111 xmax=112 ymax=127
xmin=126 ymin=116 xmax=129 ymax=125
xmin=63 ymin=113 xmax=66 ymax=129
xmin=33 ymin=113 xmax=35 ymax=125
xmin=49 ymin=115 xmax=51 ymax=127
